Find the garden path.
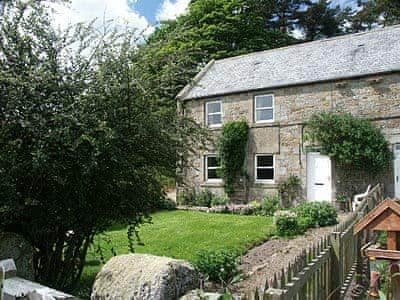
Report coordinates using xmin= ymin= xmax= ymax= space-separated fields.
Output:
xmin=233 ymin=213 xmax=348 ymax=293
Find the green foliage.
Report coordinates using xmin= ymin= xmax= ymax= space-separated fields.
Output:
xmin=336 ymin=195 xmax=348 ymax=203
xmin=297 ymin=0 xmax=349 ymax=41
xmin=156 ymin=198 xmax=177 ymax=211
xmin=194 ymin=249 xmax=240 ymax=282
xmin=294 ymin=202 xmax=338 ymax=227
xmin=278 ymin=175 xmax=302 ymax=208
xmin=218 ymin=120 xmax=249 ymax=194
xmin=196 ymin=188 xmax=214 ymax=207
xmin=211 ymin=194 xmax=230 ymax=206
xmin=177 ymin=190 xmax=196 ymax=206
xmin=307 ymin=113 xmax=392 ymax=174
xmin=351 ymin=0 xmax=400 ymax=31
xmin=260 ymin=195 xmax=281 ymax=216
xmin=274 ymin=210 xmax=303 ymax=237
xmin=0 ymin=1 xmax=205 ymax=290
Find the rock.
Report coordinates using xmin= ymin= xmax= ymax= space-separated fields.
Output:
xmin=91 ymin=254 xmax=200 ymax=300
xmin=0 ymin=232 xmax=35 ymax=280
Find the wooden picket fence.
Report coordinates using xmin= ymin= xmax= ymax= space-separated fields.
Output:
xmin=247 ymin=183 xmax=384 ymax=300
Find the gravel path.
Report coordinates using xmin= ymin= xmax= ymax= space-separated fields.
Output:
xmin=233 ymin=214 xmax=348 ymax=293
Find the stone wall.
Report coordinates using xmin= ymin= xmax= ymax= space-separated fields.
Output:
xmin=180 ymin=73 xmax=400 ymax=201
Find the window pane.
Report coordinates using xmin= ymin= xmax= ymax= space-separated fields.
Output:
xmin=207 ymin=156 xmax=220 ymax=168
xmin=257 ymin=155 xmax=273 ymax=167
xmin=257 ymin=168 xmax=274 ymax=180
xmin=207 ymin=102 xmax=221 ymax=114
xmin=256 ymin=108 xmax=273 ymax=121
xmin=208 ymin=169 xmax=220 ymax=179
xmin=256 ymin=95 xmax=273 ymax=108
xmin=208 ymin=114 xmax=222 ymax=125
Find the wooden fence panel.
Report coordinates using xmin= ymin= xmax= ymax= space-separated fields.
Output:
xmin=248 ymin=183 xmax=384 ymax=300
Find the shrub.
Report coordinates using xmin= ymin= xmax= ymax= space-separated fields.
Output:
xmin=194 ymin=249 xmax=240 ymax=282
xmin=156 ymin=198 xmax=177 ymax=211
xmin=211 ymin=194 xmax=229 ymax=206
xmin=307 ymin=112 xmax=392 ymax=173
xmin=274 ymin=210 xmax=303 ymax=237
xmin=260 ymin=195 xmax=280 ymax=216
xmin=218 ymin=121 xmax=249 ymax=194
xmin=295 ymin=202 xmax=338 ymax=227
xmin=177 ymin=190 xmax=196 ymax=206
xmin=196 ymin=189 xmax=213 ymax=207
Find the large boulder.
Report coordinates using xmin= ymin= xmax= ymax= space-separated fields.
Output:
xmin=91 ymin=254 xmax=200 ymax=300
xmin=0 ymin=232 xmax=35 ymax=280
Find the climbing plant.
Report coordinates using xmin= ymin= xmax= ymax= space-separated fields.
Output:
xmin=307 ymin=112 xmax=392 ymax=174
xmin=218 ymin=120 xmax=249 ymax=194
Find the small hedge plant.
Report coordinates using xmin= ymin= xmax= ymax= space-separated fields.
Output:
xmin=193 ymin=249 xmax=241 ymax=283
xmin=177 ymin=189 xmax=229 ymax=207
xmin=274 ymin=202 xmax=338 ymax=237
xmin=274 ymin=211 xmax=303 ymax=237
xmin=294 ymin=202 xmax=338 ymax=227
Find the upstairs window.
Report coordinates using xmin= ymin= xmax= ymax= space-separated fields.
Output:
xmin=255 ymin=94 xmax=274 ymax=123
xmin=206 ymin=101 xmax=222 ymax=127
xmin=205 ymin=155 xmax=222 ymax=181
xmin=255 ymin=154 xmax=274 ymax=182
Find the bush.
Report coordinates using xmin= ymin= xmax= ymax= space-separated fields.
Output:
xmin=177 ymin=190 xmax=196 ymax=206
xmin=295 ymin=202 xmax=338 ymax=227
xmin=274 ymin=210 xmax=303 ymax=237
xmin=156 ymin=198 xmax=177 ymax=211
xmin=196 ymin=189 xmax=213 ymax=207
xmin=193 ymin=249 xmax=240 ymax=282
xmin=307 ymin=112 xmax=392 ymax=173
xmin=260 ymin=195 xmax=280 ymax=216
xmin=211 ymin=194 xmax=229 ymax=206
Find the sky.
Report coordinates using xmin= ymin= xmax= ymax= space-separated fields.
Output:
xmin=50 ymin=0 xmax=191 ymax=36
xmin=50 ymin=0 xmax=357 ymax=37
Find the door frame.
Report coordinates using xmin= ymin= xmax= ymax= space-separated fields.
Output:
xmin=307 ymin=151 xmax=333 ymax=202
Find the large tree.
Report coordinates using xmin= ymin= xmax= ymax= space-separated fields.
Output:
xmin=350 ymin=0 xmax=400 ymax=32
xmin=0 ymin=0 xmax=204 ymax=290
xmin=297 ymin=0 xmax=349 ymax=40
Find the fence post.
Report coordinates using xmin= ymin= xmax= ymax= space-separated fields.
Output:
xmin=330 ymin=233 xmax=341 ymax=299
xmin=0 ymin=265 xmax=4 ymax=300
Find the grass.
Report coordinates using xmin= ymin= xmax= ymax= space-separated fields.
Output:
xmin=75 ymin=210 xmax=275 ymax=298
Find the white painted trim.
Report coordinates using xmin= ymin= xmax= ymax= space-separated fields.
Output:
xmin=254 ymin=154 xmax=275 ymax=183
xmin=205 ymin=100 xmax=223 ymax=127
xmin=204 ymin=154 xmax=223 ymax=183
xmin=254 ymin=94 xmax=274 ymax=123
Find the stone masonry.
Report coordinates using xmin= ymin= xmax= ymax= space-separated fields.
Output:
xmin=180 ymin=73 xmax=400 ymax=201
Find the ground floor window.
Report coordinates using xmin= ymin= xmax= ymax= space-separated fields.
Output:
xmin=205 ymin=155 xmax=222 ymax=181
xmin=255 ymin=154 xmax=274 ymax=182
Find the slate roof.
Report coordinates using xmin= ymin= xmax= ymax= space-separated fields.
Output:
xmin=178 ymin=25 xmax=400 ymax=101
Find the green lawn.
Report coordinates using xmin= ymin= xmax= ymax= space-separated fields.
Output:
xmin=75 ymin=210 xmax=275 ymax=298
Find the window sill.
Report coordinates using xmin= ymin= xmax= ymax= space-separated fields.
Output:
xmin=201 ymin=181 xmax=224 ymax=188
xmin=251 ymin=122 xmax=279 ymax=128
xmin=253 ymin=181 xmax=277 ymax=188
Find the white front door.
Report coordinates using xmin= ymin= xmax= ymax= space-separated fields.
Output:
xmin=307 ymin=152 xmax=332 ymax=201
xmin=395 ymin=144 xmax=400 ymax=198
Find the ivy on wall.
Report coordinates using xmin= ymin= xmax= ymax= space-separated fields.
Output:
xmin=218 ymin=120 xmax=249 ymax=194
xmin=306 ymin=112 xmax=392 ymax=174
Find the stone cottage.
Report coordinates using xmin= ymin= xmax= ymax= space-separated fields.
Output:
xmin=177 ymin=25 xmax=400 ymax=202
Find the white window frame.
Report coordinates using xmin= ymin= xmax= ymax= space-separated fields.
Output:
xmin=205 ymin=155 xmax=222 ymax=182
xmin=255 ymin=154 xmax=275 ymax=183
xmin=254 ymin=94 xmax=274 ymax=123
xmin=205 ymin=100 xmax=223 ymax=127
